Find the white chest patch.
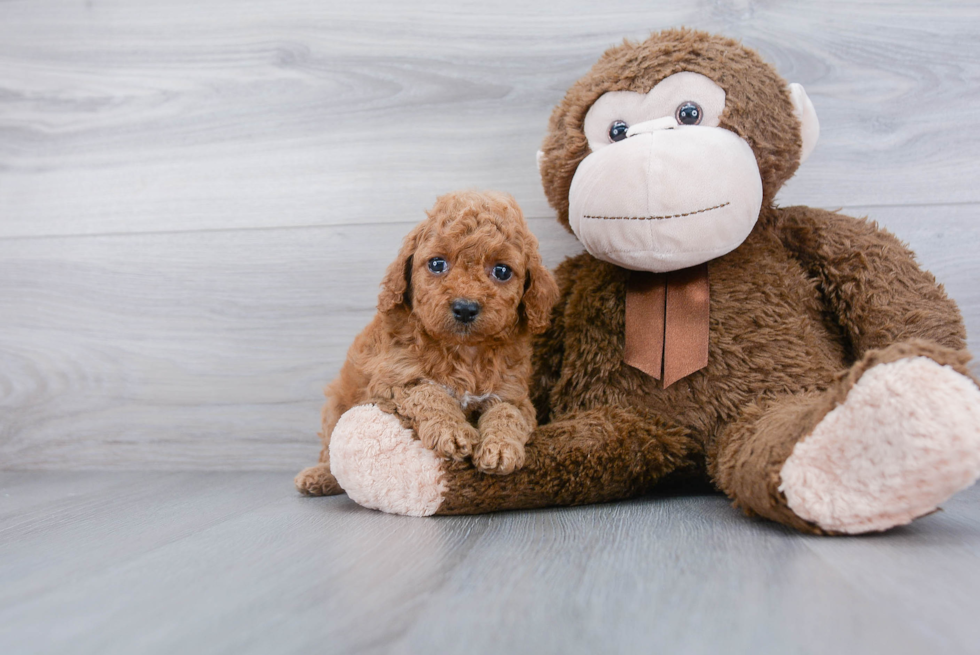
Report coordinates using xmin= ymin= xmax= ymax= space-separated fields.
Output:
xmin=426 ymin=380 xmax=498 ymax=410
xmin=458 ymin=391 xmax=498 ymax=410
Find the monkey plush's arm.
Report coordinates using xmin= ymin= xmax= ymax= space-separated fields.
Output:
xmin=777 ymin=206 xmax=966 ymax=358
xmin=436 ymin=404 xmax=702 ymax=514
xmin=529 ymin=256 xmax=577 ymax=423
xmin=326 ymin=397 xmax=702 ymax=515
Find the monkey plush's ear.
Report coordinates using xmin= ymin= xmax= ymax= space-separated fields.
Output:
xmin=377 ymin=224 xmax=423 ymax=313
xmin=521 ymin=249 xmax=560 ymax=334
xmin=789 ymin=83 xmax=820 ymax=165
xmin=536 ymin=150 xmax=546 ymax=176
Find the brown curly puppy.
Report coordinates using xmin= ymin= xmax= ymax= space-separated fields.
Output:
xmin=295 ymin=190 xmax=559 ymax=496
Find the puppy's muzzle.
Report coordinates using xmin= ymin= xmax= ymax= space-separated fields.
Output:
xmin=451 ymin=299 xmax=481 ymax=325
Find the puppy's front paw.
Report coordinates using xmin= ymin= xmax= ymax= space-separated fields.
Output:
xmin=474 ymin=435 xmax=526 ymax=475
xmin=419 ymin=421 xmax=478 ymax=462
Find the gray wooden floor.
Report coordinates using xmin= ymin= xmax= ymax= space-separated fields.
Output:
xmin=4 ymin=1 xmax=980 ymax=653
xmin=2 ymin=472 xmax=980 ymax=655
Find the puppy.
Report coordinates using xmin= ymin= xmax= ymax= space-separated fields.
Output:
xmin=295 ymin=190 xmax=559 ymax=496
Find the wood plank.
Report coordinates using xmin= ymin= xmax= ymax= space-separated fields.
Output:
xmin=391 ymin=498 xmax=940 ymax=654
xmin=0 ymin=470 xmax=153 ymax=527
xmin=0 ymin=204 xmax=975 ymax=470
xmin=0 ymin=472 xmax=495 ymax=655
xmin=0 ymin=472 xmax=286 ymax=607
xmin=3 ymin=472 xmax=979 ymax=654
xmin=1 ymin=0 xmax=979 ymax=237
xmin=796 ymin=487 xmax=980 ymax=653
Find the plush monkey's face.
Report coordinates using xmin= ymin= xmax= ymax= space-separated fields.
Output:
xmin=539 ymin=30 xmax=819 ymax=273
xmin=569 ymin=71 xmax=763 ymax=272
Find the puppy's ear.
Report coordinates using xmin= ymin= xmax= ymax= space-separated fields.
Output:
xmin=378 ymin=224 xmax=424 ymax=313
xmin=521 ymin=247 xmax=559 ymax=334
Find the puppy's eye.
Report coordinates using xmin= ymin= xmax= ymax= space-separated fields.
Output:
xmin=675 ymin=101 xmax=702 ymax=126
xmin=491 ymin=264 xmax=513 ymax=281
xmin=608 ymin=120 xmax=629 ymax=143
xmin=427 ymin=257 xmax=448 ymax=275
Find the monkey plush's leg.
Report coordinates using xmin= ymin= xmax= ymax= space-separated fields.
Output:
xmin=328 ymin=402 xmax=701 ymax=516
xmin=711 ymin=342 xmax=980 ymax=534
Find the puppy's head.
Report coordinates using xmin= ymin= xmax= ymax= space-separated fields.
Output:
xmin=378 ymin=191 xmax=559 ymax=343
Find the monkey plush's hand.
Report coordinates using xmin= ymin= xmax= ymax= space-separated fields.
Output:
xmin=475 ymin=403 xmax=532 ymax=475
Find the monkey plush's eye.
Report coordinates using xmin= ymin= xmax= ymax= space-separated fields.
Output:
xmin=491 ymin=264 xmax=513 ymax=281
xmin=608 ymin=120 xmax=629 ymax=142
xmin=675 ymin=102 xmax=703 ymax=126
xmin=427 ymin=257 xmax=449 ymax=275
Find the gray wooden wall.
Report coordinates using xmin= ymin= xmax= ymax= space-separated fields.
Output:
xmin=2 ymin=0 xmax=979 ymax=470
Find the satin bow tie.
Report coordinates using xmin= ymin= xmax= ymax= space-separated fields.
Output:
xmin=624 ymin=265 xmax=710 ymax=387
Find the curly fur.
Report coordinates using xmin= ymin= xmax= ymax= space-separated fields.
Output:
xmin=295 ymin=190 xmax=559 ymax=495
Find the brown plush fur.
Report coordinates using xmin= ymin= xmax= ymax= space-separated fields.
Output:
xmin=295 ymin=191 xmax=559 ymax=495
xmin=422 ymin=30 xmax=973 ymax=531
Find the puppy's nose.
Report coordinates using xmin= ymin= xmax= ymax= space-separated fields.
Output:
xmin=451 ymin=299 xmax=481 ymax=324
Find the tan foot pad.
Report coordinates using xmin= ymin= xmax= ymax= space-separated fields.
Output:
xmin=780 ymin=357 xmax=980 ymax=534
xmin=329 ymin=405 xmax=446 ymax=517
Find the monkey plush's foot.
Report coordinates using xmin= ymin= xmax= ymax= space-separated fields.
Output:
xmin=294 ymin=463 xmax=344 ymax=497
xmin=779 ymin=357 xmax=980 ymax=534
xmin=329 ymin=405 xmax=448 ymax=516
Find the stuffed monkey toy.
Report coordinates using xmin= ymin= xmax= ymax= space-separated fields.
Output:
xmin=321 ymin=29 xmax=980 ymax=534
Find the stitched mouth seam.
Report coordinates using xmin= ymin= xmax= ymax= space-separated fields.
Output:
xmin=584 ymin=201 xmax=730 ymax=221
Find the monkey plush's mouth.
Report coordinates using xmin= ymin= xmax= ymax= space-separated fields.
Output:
xmin=583 ymin=201 xmax=730 ymax=221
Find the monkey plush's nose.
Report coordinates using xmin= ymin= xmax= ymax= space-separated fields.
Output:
xmin=451 ymin=299 xmax=481 ymax=324
xmin=626 ymin=116 xmax=677 ymax=137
